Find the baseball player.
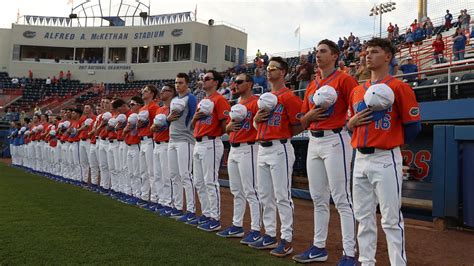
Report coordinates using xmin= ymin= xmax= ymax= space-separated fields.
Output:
xmin=137 ymin=85 xmax=160 ymax=208
xmin=165 ymin=73 xmax=197 ymax=220
xmin=151 ymin=85 xmax=176 ymax=214
xmin=77 ymin=104 xmax=96 ymax=186
xmin=87 ymin=108 xmax=102 ymax=191
xmin=217 ymin=73 xmax=262 ymax=244
xmin=191 ymin=70 xmax=230 ymax=231
xmin=123 ymin=96 xmax=145 ymax=203
xmin=294 ymin=39 xmax=358 ymax=264
xmin=106 ymin=107 xmax=120 ymax=196
xmin=97 ymin=98 xmax=113 ymax=192
xmin=111 ymin=99 xmax=132 ymax=201
xmin=347 ymin=38 xmax=421 ymax=266
xmin=58 ymin=109 xmax=72 ymax=180
xmin=67 ymin=108 xmax=85 ymax=183
xmin=250 ymin=57 xmax=303 ymax=257
xmin=7 ymin=122 xmax=20 ymax=166
xmin=38 ymin=114 xmax=50 ymax=174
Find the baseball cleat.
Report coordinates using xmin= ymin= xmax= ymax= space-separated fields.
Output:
xmin=240 ymin=230 xmax=262 ymax=245
xmin=177 ymin=212 xmax=197 ymax=223
xmin=337 ymin=255 xmax=357 ymax=266
xmin=292 ymin=245 xmax=328 ymax=263
xmin=248 ymin=234 xmax=277 ymax=250
xmin=186 ymin=215 xmax=210 ymax=226
xmin=169 ymin=208 xmax=184 ymax=219
xmin=159 ymin=206 xmax=173 ymax=217
xmin=155 ymin=203 xmax=165 ymax=211
xmin=216 ymin=225 xmax=244 ymax=238
xmin=136 ymin=199 xmax=148 ymax=207
xmin=145 ymin=203 xmax=157 ymax=212
xmin=270 ymin=239 xmax=293 ymax=257
xmin=197 ymin=219 xmax=221 ymax=232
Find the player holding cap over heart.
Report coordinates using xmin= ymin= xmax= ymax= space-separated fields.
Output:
xmin=216 ymin=73 xmax=262 ymax=244
xmin=250 ymin=56 xmax=303 ymax=257
xmin=295 ymin=39 xmax=359 ymax=265
xmin=347 ymin=38 xmax=421 ymax=266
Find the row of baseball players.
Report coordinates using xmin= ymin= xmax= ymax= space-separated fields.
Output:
xmin=9 ymin=37 xmax=420 ymax=266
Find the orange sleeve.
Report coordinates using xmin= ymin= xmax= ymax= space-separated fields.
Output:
xmin=149 ymin=103 xmax=160 ymax=118
xmin=286 ymin=93 xmax=303 ymax=125
xmin=301 ymin=82 xmax=314 ymax=114
xmin=341 ymin=75 xmax=359 ymax=105
xmin=216 ymin=97 xmax=231 ymax=121
xmin=347 ymin=89 xmax=355 ymax=119
xmin=396 ymin=83 xmax=421 ymax=124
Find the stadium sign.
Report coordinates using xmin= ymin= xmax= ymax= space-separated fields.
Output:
xmin=171 ymin=29 xmax=183 ymax=37
xmin=40 ymin=30 xmax=165 ymax=40
xmin=22 ymin=31 xmax=36 ymax=38
xmin=78 ymin=65 xmax=132 ymax=70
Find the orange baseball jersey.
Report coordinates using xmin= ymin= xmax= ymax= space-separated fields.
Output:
xmin=153 ymin=106 xmax=171 ymax=142
xmin=228 ymin=95 xmax=259 ymax=144
xmin=125 ymin=114 xmax=141 ymax=145
xmin=117 ymin=110 xmax=131 ymax=141
xmin=348 ymin=76 xmax=421 ymax=149
xmin=256 ymin=88 xmax=303 ymax=141
xmin=301 ymin=70 xmax=358 ymax=130
xmin=44 ymin=123 xmax=54 ymax=142
xmin=138 ymin=101 xmax=160 ymax=137
xmin=194 ymin=91 xmax=231 ymax=138
xmin=78 ymin=115 xmax=96 ymax=140
xmin=59 ymin=120 xmax=70 ymax=142
xmin=107 ymin=113 xmax=118 ymax=140
xmin=68 ymin=119 xmax=82 ymax=142
xmin=49 ymin=137 xmax=57 ymax=147
xmin=98 ymin=114 xmax=109 ymax=139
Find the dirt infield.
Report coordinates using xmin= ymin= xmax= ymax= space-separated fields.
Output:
xmin=218 ymin=187 xmax=474 ymax=265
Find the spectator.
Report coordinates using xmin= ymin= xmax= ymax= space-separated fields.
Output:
xmin=253 ymin=68 xmax=267 ymax=93
xmin=387 ymin=22 xmax=395 ymax=40
xmin=59 ymin=70 xmax=64 ymax=80
xmin=256 ymin=49 xmax=262 ymax=58
xmin=411 ymin=19 xmax=418 ymax=32
xmin=307 ymin=51 xmax=314 ymax=66
xmin=452 ymin=27 xmax=467 ymax=61
xmin=262 ymin=53 xmax=269 ymax=66
xmin=129 ymin=70 xmax=134 ymax=82
xmin=338 ymin=37 xmax=344 ymax=50
xmin=218 ymin=82 xmax=232 ymax=101
xmin=399 ymin=57 xmax=418 ymax=81
xmin=458 ymin=9 xmax=464 ymax=26
xmin=124 ymin=71 xmax=129 ymax=83
xmin=389 ymin=56 xmax=399 ymax=76
xmin=405 ymin=28 xmax=414 ymax=47
xmin=462 ymin=9 xmax=471 ymax=34
xmin=66 ymin=70 xmax=72 ymax=80
xmin=28 ymin=70 xmax=33 ymax=80
xmin=193 ymin=80 xmax=206 ymax=103
xmin=413 ymin=26 xmax=426 ymax=43
xmin=296 ymin=54 xmax=313 ymax=98
xmin=356 ymin=57 xmax=371 ymax=81
xmin=338 ymin=61 xmax=348 ymax=73
xmin=348 ymin=62 xmax=358 ymax=78
xmin=432 ymin=33 xmax=445 ymax=64
xmin=425 ymin=17 xmax=434 ymax=39
xmin=445 ymin=10 xmax=453 ymax=31
xmin=394 ymin=24 xmax=400 ymax=39
xmin=52 ymin=76 xmax=58 ymax=85
xmin=45 ymin=77 xmax=51 ymax=85
xmin=285 ymin=66 xmax=298 ymax=90
xmin=34 ymin=105 xmax=42 ymax=115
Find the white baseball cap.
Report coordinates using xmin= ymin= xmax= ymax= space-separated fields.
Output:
xmin=128 ymin=113 xmax=138 ymax=125
xmin=51 ymin=125 xmax=56 ymax=131
xmin=229 ymin=104 xmax=248 ymax=122
xmin=170 ymin=98 xmax=186 ymax=113
xmin=37 ymin=124 xmax=44 ymax=131
xmin=50 ymin=130 xmax=56 ymax=136
xmin=20 ymin=126 xmax=27 ymax=133
xmin=116 ymin=114 xmax=127 ymax=123
xmin=258 ymin=92 xmax=278 ymax=111
xmin=313 ymin=85 xmax=338 ymax=109
xmin=153 ymin=114 xmax=168 ymax=127
xmin=62 ymin=121 xmax=71 ymax=128
xmin=364 ymin=83 xmax=395 ymax=120
xmin=32 ymin=126 xmax=37 ymax=133
xmin=102 ymin=112 xmax=112 ymax=120
xmin=84 ymin=118 xmax=93 ymax=126
xmin=25 ymin=130 xmax=30 ymax=135
xmin=138 ymin=110 xmax=149 ymax=121
xmin=108 ymin=118 xmax=117 ymax=127
xmin=198 ymin=99 xmax=214 ymax=116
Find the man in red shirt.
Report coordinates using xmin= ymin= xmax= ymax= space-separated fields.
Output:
xmin=137 ymin=85 xmax=160 ymax=208
xmin=250 ymin=57 xmax=303 ymax=257
xmin=295 ymin=39 xmax=357 ymax=264
xmin=77 ymin=104 xmax=96 ymax=186
xmin=192 ymin=70 xmax=231 ymax=232
xmin=217 ymin=73 xmax=262 ymax=243
xmin=124 ymin=96 xmax=145 ymax=203
xmin=151 ymin=85 xmax=175 ymax=213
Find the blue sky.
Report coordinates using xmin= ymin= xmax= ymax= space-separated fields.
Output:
xmin=0 ymin=0 xmax=469 ymax=56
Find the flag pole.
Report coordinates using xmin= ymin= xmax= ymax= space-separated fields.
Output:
xmin=298 ymin=25 xmax=301 ymax=56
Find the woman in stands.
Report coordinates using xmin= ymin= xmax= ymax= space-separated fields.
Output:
xmin=432 ymin=33 xmax=445 ymax=64
xmin=452 ymin=27 xmax=467 ymax=61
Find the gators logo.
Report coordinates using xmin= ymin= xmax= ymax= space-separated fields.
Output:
xmin=409 ymin=107 xmax=420 ymax=117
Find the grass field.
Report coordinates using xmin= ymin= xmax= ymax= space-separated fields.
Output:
xmin=0 ymin=162 xmax=289 ymax=265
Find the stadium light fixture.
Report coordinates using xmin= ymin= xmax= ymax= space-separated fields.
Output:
xmin=369 ymin=1 xmax=396 ymax=37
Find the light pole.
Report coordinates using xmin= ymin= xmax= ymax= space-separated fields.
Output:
xmin=369 ymin=1 xmax=396 ymax=38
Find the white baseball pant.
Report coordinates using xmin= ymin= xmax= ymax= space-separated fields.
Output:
xmin=228 ymin=143 xmax=261 ymax=231
xmin=10 ymin=144 xmax=16 ymax=165
xmin=60 ymin=142 xmax=70 ymax=178
xmin=353 ymin=147 xmax=407 ymax=266
xmin=117 ymin=141 xmax=128 ymax=194
xmin=107 ymin=141 xmax=120 ymax=192
xmin=168 ymin=141 xmax=195 ymax=211
xmin=127 ymin=143 xmax=141 ymax=197
xmin=41 ymin=142 xmax=48 ymax=172
xmin=153 ymin=142 xmax=171 ymax=206
xmin=88 ymin=141 xmax=100 ymax=185
xmin=68 ymin=142 xmax=81 ymax=180
xmin=98 ymin=139 xmax=111 ymax=189
xmin=193 ymin=137 xmax=224 ymax=220
xmin=139 ymin=137 xmax=154 ymax=201
xmin=307 ymin=131 xmax=356 ymax=257
xmin=79 ymin=140 xmax=91 ymax=183
xmin=35 ymin=141 xmax=42 ymax=171
xmin=257 ymin=140 xmax=295 ymax=242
